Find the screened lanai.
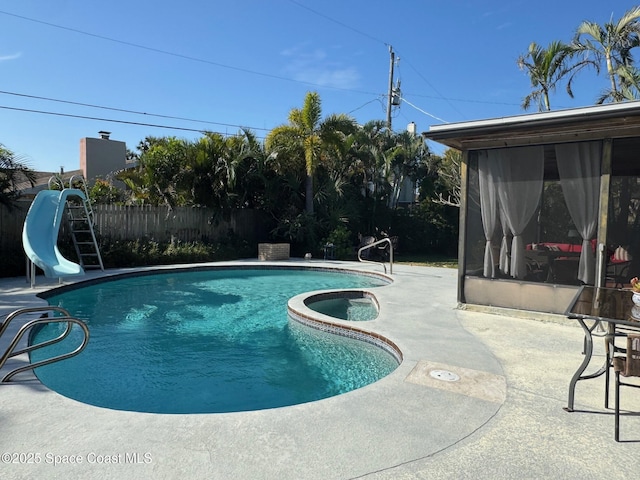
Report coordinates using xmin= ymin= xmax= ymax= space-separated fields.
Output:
xmin=424 ymin=101 xmax=640 ymax=314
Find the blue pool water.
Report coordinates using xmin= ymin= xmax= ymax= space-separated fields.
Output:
xmin=33 ymin=268 xmax=397 ymax=414
xmin=307 ymin=297 xmax=378 ymax=321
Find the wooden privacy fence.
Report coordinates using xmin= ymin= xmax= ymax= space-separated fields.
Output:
xmin=93 ymin=205 xmax=266 ymax=243
xmin=1 ymin=201 xmax=267 ymax=252
xmin=0 ymin=200 xmax=30 ymax=252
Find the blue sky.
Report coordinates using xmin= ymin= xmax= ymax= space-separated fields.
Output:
xmin=1 ymin=1 xmax=638 ymax=173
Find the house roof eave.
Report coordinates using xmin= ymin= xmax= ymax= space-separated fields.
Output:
xmin=422 ymin=101 xmax=640 ymax=150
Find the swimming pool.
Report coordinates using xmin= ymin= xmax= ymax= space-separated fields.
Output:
xmin=33 ymin=267 xmax=399 ymax=414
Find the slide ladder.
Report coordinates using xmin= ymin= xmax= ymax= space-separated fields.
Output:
xmin=49 ymin=175 xmax=104 ymax=271
xmin=0 ymin=306 xmax=89 ymax=383
xmin=65 ymin=175 xmax=103 ymax=271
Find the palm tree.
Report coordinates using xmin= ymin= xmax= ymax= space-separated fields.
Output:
xmin=0 ymin=145 xmax=36 ymax=210
xmin=122 ymin=136 xmax=188 ymax=209
xmin=231 ymin=129 xmax=281 ymax=210
xmin=573 ymin=6 xmax=640 ymax=103
xmin=385 ymin=130 xmax=429 ymax=209
xmin=179 ymin=133 xmax=220 ymax=208
xmin=517 ymin=41 xmax=575 ymax=111
xmin=215 ymin=129 xmax=272 ymax=210
xmin=349 ymin=120 xmax=390 ymax=198
xmin=266 ymin=91 xmax=356 ymax=214
xmin=343 ymin=120 xmax=394 ymax=233
xmin=616 ymin=63 xmax=640 ymax=100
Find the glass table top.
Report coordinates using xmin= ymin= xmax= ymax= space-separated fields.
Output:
xmin=566 ymin=286 xmax=640 ymax=326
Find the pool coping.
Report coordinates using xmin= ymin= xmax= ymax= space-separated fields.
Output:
xmin=302 ymin=289 xmax=381 ymax=320
xmin=36 ymin=263 xmax=393 ymax=300
xmin=288 ymin=290 xmax=403 ymax=364
xmin=5 ymin=260 xmax=635 ymax=479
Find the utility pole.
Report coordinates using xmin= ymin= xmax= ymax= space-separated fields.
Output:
xmin=386 ymin=45 xmax=395 ymax=130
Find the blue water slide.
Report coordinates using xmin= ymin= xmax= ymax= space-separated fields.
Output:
xmin=22 ymin=189 xmax=86 ymax=278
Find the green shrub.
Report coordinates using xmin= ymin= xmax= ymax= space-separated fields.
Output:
xmin=0 ymin=234 xmax=257 ymax=278
xmin=322 ymin=224 xmax=355 ymax=260
xmin=99 ymin=238 xmax=248 ymax=268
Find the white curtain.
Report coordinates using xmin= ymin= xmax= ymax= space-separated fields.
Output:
xmin=489 ymin=146 xmax=545 ymax=279
xmin=499 ymin=207 xmax=511 ymax=275
xmin=478 ymin=151 xmax=499 ymax=278
xmin=555 ymin=142 xmax=601 ymax=285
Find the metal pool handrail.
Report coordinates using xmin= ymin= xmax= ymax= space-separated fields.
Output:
xmin=358 ymin=237 xmax=393 ymax=274
xmin=0 ymin=306 xmax=90 ymax=383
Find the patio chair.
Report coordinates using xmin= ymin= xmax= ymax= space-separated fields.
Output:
xmin=605 ymin=260 xmax=631 ymax=289
xmin=612 ymin=333 xmax=640 ymax=441
xmin=356 ymin=235 xmax=376 ymax=260
xmin=375 ymin=235 xmax=398 ymax=261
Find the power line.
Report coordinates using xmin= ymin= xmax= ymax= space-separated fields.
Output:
xmin=397 ymin=53 xmax=467 ymax=119
xmin=0 ymin=7 xmax=480 ymax=122
xmin=399 ymin=96 xmax=448 ymax=123
xmin=284 ymin=2 xmax=467 ymax=120
xmin=404 ymin=91 xmax=521 ymax=107
xmin=403 ymin=91 xmax=575 ymax=110
xmin=3 ymin=8 xmax=523 ymax=127
xmin=287 ymin=0 xmax=388 ymax=46
xmin=348 ymin=97 xmax=386 ymax=115
xmin=0 ymin=9 xmax=379 ymax=97
xmin=0 ymin=105 xmax=266 ymax=139
xmin=0 ymin=90 xmax=272 ymax=131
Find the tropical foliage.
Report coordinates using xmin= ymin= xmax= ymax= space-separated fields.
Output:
xmin=519 ymin=5 xmax=640 ymax=109
xmin=0 ymin=144 xmax=35 ymax=210
xmin=91 ymin=91 xmax=457 ymax=258
xmin=574 ymin=5 xmax=640 ymax=103
xmin=517 ymin=41 xmax=575 ymax=111
xmin=266 ymin=92 xmax=356 ymax=214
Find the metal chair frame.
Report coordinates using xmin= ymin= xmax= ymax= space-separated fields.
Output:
xmin=613 ymin=333 xmax=640 ymax=442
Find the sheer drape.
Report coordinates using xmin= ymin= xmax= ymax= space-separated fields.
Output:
xmin=555 ymin=141 xmax=601 ymax=285
xmin=499 ymin=207 xmax=511 ymax=275
xmin=478 ymin=151 xmax=499 ymax=278
xmin=489 ymin=146 xmax=545 ymax=279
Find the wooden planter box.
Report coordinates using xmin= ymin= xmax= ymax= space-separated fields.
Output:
xmin=258 ymin=243 xmax=290 ymax=261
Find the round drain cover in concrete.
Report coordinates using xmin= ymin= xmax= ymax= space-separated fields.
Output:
xmin=429 ymin=369 xmax=460 ymax=382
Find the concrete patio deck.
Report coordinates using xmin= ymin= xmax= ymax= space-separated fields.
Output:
xmin=1 ymin=261 xmax=638 ymax=479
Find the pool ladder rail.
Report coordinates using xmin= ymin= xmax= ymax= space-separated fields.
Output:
xmin=0 ymin=307 xmax=90 ymax=383
xmin=357 ymin=237 xmax=394 ymax=275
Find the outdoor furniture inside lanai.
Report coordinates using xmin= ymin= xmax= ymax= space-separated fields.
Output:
xmin=605 ymin=260 xmax=631 ymax=289
xmin=564 ymin=286 xmax=640 ymax=441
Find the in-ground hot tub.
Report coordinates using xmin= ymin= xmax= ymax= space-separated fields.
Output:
xmin=304 ymin=290 xmax=379 ymax=321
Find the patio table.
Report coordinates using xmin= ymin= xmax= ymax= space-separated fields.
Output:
xmin=525 ymin=250 xmax=581 ymax=283
xmin=564 ymin=286 xmax=640 ymax=412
